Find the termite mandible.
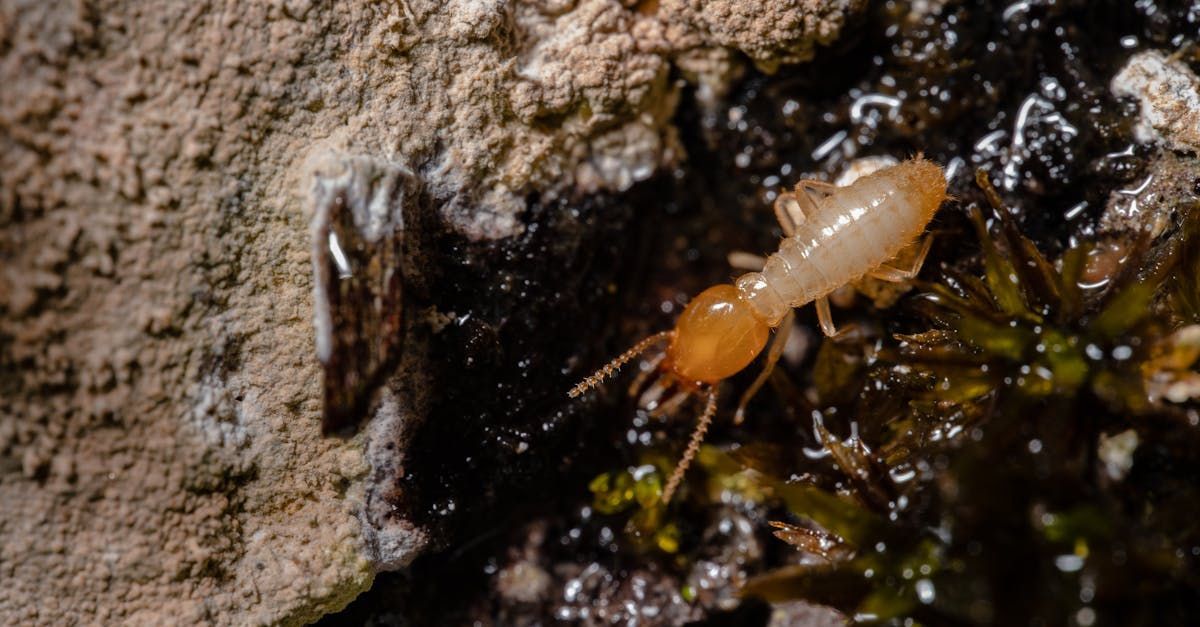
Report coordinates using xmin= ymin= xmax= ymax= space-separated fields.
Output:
xmin=570 ymin=157 xmax=949 ymax=503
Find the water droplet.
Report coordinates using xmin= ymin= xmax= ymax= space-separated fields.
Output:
xmin=916 ymin=578 xmax=936 ymax=604
xmin=1054 ymin=554 xmax=1085 ymax=572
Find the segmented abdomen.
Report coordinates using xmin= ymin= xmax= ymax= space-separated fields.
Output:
xmin=735 ymin=158 xmax=946 ymax=325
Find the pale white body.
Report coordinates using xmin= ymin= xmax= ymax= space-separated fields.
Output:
xmin=736 ymin=158 xmax=947 ymax=326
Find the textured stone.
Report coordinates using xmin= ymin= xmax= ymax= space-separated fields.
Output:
xmin=0 ymin=0 xmax=861 ymax=624
xmin=1111 ymin=50 xmax=1200 ymax=154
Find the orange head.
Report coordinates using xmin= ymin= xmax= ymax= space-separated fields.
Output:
xmin=666 ymin=284 xmax=771 ymax=384
xmin=567 ymin=283 xmax=773 ymax=504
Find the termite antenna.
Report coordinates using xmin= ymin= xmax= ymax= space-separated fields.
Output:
xmin=661 ymin=386 xmax=719 ymax=504
xmin=568 ymin=331 xmax=674 ymax=398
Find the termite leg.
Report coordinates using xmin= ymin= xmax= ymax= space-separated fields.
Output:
xmin=772 ymin=191 xmax=813 ymax=236
xmin=627 ymin=352 xmax=666 ymax=397
xmin=638 ymin=372 xmax=672 ymax=406
xmin=779 ymin=178 xmax=835 ymax=228
xmin=814 ymin=296 xmax=839 ymax=337
xmin=773 ymin=200 xmax=798 ymax=236
xmin=569 ymin=331 xmax=673 ymax=398
xmin=734 ymin=309 xmax=795 ymax=425
xmin=728 ymin=251 xmax=767 ymax=271
xmin=798 ymin=179 xmax=840 ymax=197
xmin=662 ymin=386 xmax=719 ymax=504
xmin=867 ymin=234 xmax=934 ymax=282
xmin=866 ymin=265 xmax=910 ymax=283
xmin=651 ymin=389 xmax=692 ymax=418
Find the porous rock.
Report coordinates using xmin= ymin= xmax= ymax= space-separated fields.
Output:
xmin=660 ymin=0 xmax=865 ymax=71
xmin=1103 ymin=51 xmax=1200 ymax=239
xmin=1098 ymin=150 xmax=1200 ymax=238
xmin=0 ymin=0 xmax=860 ymax=624
xmin=1111 ymin=50 xmax=1200 ymax=155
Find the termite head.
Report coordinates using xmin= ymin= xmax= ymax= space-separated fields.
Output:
xmin=568 ymin=284 xmax=770 ymax=399
xmin=568 ymin=283 xmax=771 ymax=504
xmin=665 ymin=284 xmax=770 ymax=384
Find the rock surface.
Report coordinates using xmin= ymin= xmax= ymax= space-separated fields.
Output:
xmin=1111 ymin=50 xmax=1200 ymax=155
xmin=0 ymin=0 xmax=860 ymax=624
xmin=1104 ymin=51 xmax=1200 ymax=237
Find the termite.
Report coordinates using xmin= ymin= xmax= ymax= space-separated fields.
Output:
xmin=570 ymin=157 xmax=949 ymax=503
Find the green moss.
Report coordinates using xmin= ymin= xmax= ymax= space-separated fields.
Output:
xmin=587 ymin=454 xmax=685 ymax=554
